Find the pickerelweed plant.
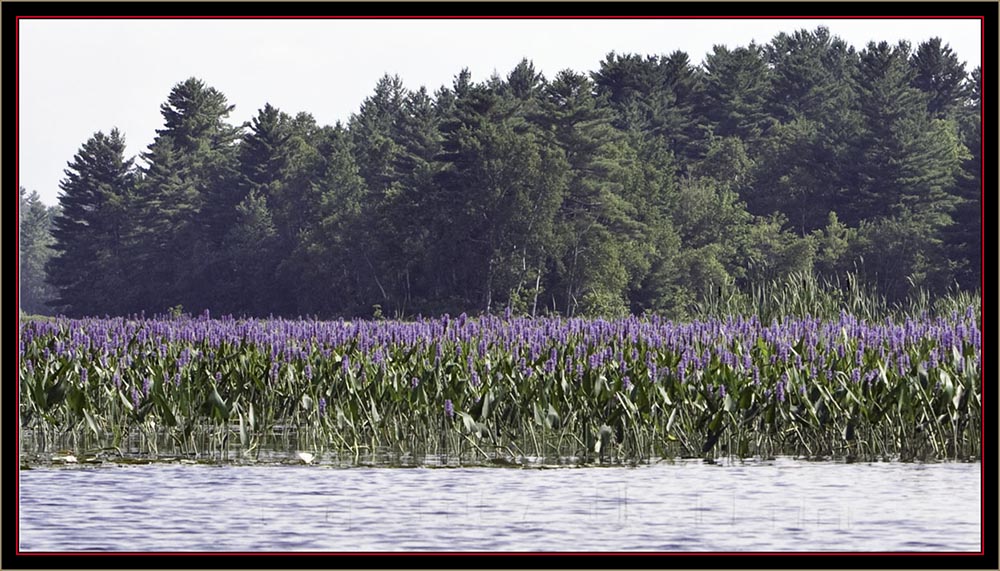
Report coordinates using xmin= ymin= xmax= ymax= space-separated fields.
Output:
xmin=18 ymin=306 xmax=981 ymax=465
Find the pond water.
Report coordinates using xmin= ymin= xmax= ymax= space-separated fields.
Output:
xmin=18 ymin=458 xmax=981 ymax=552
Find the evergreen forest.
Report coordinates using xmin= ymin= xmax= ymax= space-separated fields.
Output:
xmin=18 ymin=29 xmax=982 ymax=320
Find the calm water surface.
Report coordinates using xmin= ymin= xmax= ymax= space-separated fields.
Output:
xmin=19 ymin=458 xmax=980 ymax=552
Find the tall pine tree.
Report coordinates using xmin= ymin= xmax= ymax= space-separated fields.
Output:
xmin=47 ymin=129 xmax=137 ymax=316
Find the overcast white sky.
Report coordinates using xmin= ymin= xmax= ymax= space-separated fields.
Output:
xmin=18 ymin=18 xmax=983 ymax=206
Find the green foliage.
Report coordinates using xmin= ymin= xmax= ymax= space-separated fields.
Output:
xmin=910 ymin=37 xmax=968 ymax=119
xmin=700 ymin=43 xmax=774 ymax=141
xmin=34 ymin=28 xmax=980 ymax=319
xmin=46 ymin=129 xmax=137 ymax=316
xmin=19 ymin=187 xmax=58 ymax=315
xmin=19 ymin=307 xmax=981 ymax=463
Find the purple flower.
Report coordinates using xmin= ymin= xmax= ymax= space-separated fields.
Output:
xmin=304 ymin=364 xmax=313 ymax=381
xmin=143 ymin=376 xmax=152 ymax=396
xmin=444 ymin=399 xmax=454 ymax=418
xmin=80 ymin=368 xmax=88 ymax=384
xmin=411 ymin=377 xmax=420 ymax=388
xmin=623 ymin=376 xmax=632 ymax=391
xmin=319 ymin=397 xmax=327 ymax=415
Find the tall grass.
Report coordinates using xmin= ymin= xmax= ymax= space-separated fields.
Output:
xmin=694 ymin=271 xmax=981 ymax=325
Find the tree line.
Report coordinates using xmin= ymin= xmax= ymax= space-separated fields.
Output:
xmin=19 ymin=28 xmax=981 ymax=319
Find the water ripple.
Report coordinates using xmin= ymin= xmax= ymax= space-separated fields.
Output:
xmin=18 ymin=460 xmax=981 ymax=552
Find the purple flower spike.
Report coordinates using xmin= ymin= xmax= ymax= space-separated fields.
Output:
xmin=319 ymin=397 xmax=327 ymax=416
xmin=444 ymin=399 xmax=454 ymax=418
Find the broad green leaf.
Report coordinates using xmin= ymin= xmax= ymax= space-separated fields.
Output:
xmin=82 ymin=409 xmax=100 ymax=438
xmin=723 ymin=393 xmax=736 ymax=412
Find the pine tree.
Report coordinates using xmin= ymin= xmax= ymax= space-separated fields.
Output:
xmin=536 ymin=69 xmax=654 ymax=317
xmin=749 ymin=27 xmax=863 ymax=234
xmin=138 ymin=77 xmax=242 ymax=312
xmin=221 ymin=190 xmax=280 ymax=315
xmin=910 ymin=37 xmax=968 ymax=119
xmin=699 ymin=43 xmax=774 ymax=142
xmin=131 ymin=136 xmax=200 ymax=312
xmin=848 ymin=41 xmax=964 ymax=296
xmin=287 ymin=125 xmax=368 ymax=316
xmin=19 ymin=187 xmax=58 ymax=315
xmin=433 ymin=75 xmax=568 ymax=313
xmin=591 ymin=51 xmax=706 ymax=170
xmin=943 ymin=66 xmax=982 ymax=290
xmin=850 ymin=41 xmax=960 ymax=224
xmin=47 ymin=129 xmax=136 ymax=316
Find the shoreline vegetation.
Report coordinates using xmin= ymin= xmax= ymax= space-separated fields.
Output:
xmin=19 ymin=285 xmax=982 ymax=468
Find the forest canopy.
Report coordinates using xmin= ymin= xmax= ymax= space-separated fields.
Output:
xmin=19 ymin=28 xmax=982 ymax=319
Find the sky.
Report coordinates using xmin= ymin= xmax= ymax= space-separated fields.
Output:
xmin=17 ymin=18 xmax=983 ymax=206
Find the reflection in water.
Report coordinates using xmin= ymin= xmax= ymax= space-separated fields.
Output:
xmin=18 ymin=459 xmax=980 ymax=552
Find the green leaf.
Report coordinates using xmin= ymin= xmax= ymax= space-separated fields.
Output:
xmin=657 ymin=385 xmax=673 ymax=406
xmin=708 ymin=410 xmax=724 ymax=432
xmin=457 ymin=411 xmax=476 ymax=434
xmin=481 ymin=389 xmax=494 ymax=421
xmin=118 ymin=390 xmax=134 ymax=412
xmin=952 ymin=385 xmax=965 ymax=410
xmin=546 ymin=404 xmax=560 ymax=429
xmin=208 ymin=384 xmax=229 ymax=420
xmin=336 ymin=405 xmax=352 ymax=430
xmin=666 ymin=407 xmax=678 ymax=433
xmin=594 ymin=375 xmax=607 ymax=399
xmin=739 ymin=388 xmax=752 ymax=409
xmin=723 ymin=393 xmax=736 ymax=412
xmin=238 ymin=411 xmax=248 ymax=448
xmin=82 ymin=408 xmax=100 ymax=438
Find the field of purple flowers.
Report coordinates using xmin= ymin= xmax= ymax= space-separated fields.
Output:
xmin=19 ymin=307 xmax=981 ymax=464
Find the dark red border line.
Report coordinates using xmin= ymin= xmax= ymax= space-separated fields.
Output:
xmin=15 ymin=13 xmax=21 ymax=556
xmin=978 ymin=13 xmax=985 ymax=557
xmin=12 ymin=15 xmax=987 ymax=19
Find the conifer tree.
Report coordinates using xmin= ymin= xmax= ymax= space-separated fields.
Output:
xmin=47 ymin=129 xmax=136 ymax=316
